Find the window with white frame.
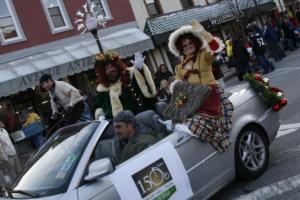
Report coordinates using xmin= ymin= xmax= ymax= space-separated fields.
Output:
xmin=41 ymin=0 xmax=72 ymax=34
xmin=181 ymin=0 xmax=194 ymax=9
xmin=88 ymin=0 xmax=112 ymax=20
xmin=144 ymin=0 xmax=162 ymax=17
xmin=0 ymin=0 xmax=26 ymax=45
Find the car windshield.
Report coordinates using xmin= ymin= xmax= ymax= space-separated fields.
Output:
xmin=11 ymin=122 xmax=99 ymax=197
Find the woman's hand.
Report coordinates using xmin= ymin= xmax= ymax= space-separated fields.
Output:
xmin=191 ymin=20 xmax=214 ymax=42
xmin=191 ymin=19 xmax=204 ymax=32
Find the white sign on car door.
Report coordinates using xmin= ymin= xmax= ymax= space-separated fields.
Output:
xmin=109 ymin=142 xmax=193 ymax=200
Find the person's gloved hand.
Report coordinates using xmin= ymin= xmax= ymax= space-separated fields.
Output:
xmin=51 ymin=112 xmax=58 ymax=120
xmin=191 ymin=19 xmax=213 ymax=42
xmin=131 ymin=52 xmax=145 ymax=70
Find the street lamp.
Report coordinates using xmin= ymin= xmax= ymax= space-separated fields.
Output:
xmin=85 ymin=13 xmax=103 ymax=52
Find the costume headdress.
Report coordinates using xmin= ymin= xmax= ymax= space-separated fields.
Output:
xmin=94 ymin=50 xmax=128 ymax=87
xmin=168 ymin=25 xmax=206 ymax=57
xmin=95 ymin=50 xmax=122 ymax=65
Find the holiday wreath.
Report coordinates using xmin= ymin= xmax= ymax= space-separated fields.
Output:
xmin=244 ymin=73 xmax=287 ymax=111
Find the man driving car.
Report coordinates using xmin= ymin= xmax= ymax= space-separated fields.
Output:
xmin=113 ymin=111 xmax=158 ymax=164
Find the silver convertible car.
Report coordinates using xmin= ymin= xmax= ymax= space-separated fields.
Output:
xmin=0 ymin=83 xmax=280 ymax=200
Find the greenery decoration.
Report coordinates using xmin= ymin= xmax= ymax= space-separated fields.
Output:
xmin=244 ymin=73 xmax=287 ymax=111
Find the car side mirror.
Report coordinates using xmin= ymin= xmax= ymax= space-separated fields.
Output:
xmin=84 ymin=158 xmax=115 ymax=182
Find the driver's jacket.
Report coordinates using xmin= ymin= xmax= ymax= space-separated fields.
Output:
xmin=117 ymin=126 xmax=158 ymax=164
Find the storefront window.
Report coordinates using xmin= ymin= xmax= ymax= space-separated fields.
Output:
xmin=88 ymin=0 xmax=112 ymax=20
xmin=144 ymin=0 xmax=162 ymax=17
xmin=181 ymin=0 xmax=194 ymax=9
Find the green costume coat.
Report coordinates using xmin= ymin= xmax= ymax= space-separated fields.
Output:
xmin=94 ymin=64 xmax=157 ymax=119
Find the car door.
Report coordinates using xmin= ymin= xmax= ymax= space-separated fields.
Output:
xmin=77 ymin=176 xmax=120 ymax=200
xmin=171 ymin=131 xmax=235 ymax=199
xmin=77 ymin=125 xmax=234 ymax=200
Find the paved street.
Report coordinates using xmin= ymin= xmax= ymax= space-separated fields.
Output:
xmin=212 ymin=49 xmax=300 ymax=200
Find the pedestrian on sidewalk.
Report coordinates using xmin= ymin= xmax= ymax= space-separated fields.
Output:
xmin=232 ymin=37 xmax=251 ymax=81
xmin=212 ymin=56 xmax=225 ymax=89
xmin=282 ymin=19 xmax=298 ymax=51
xmin=157 ymin=79 xmax=172 ymax=104
xmin=296 ymin=7 xmax=300 ymax=24
xmin=248 ymin=24 xmax=275 ymax=74
xmin=39 ymin=74 xmax=84 ymax=127
xmin=0 ymin=121 xmax=20 ymax=186
xmin=154 ymin=64 xmax=173 ymax=89
xmin=263 ymin=21 xmax=286 ymax=62
xmin=225 ymin=37 xmax=235 ymax=68
xmin=22 ymin=110 xmax=45 ymax=148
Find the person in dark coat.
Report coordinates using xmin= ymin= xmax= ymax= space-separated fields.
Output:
xmin=248 ymin=26 xmax=275 ymax=74
xmin=296 ymin=8 xmax=300 ymax=23
xmin=212 ymin=57 xmax=225 ymax=89
xmin=154 ymin=64 xmax=173 ymax=88
xmin=157 ymin=79 xmax=172 ymax=103
xmin=263 ymin=21 xmax=286 ymax=62
xmin=282 ymin=19 xmax=297 ymax=51
xmin=232 ymin=38 xmax=251 ymax=81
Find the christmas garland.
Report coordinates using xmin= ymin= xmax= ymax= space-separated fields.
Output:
xmin=244 ymin=73 xmax=287 ymax=111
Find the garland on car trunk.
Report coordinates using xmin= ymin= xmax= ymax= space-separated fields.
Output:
xmin=244 ymin=73 xmax=287 ymax=111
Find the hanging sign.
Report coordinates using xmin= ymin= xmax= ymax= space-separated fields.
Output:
xmin=210 ymin=11 xmax=244 ymax=26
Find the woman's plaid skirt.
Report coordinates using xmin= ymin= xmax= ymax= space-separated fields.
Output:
xmin=186 ymin=85 xmax=234 ymax=152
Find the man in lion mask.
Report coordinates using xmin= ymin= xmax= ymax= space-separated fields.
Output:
xmin=94 ymin=51 xmax=157 ymax=119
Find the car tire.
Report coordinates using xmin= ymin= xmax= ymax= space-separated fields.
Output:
xmin=235 ymin=125 xmax=269 ymax=180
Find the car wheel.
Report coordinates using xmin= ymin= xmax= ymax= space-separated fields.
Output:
xmin=235 ymin=125 xmax=269 ymax=180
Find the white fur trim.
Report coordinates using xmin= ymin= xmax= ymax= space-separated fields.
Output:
xmin=168 ymin=25 xmax=207 ymax=57
xmin=129 ymin=64 xmax=156 ymax=98
xmin=206 ymin=37 xmax=226 ymax=55
xmin=96 ymin=81 xmax=123 ymax=117
xmin=95 ymin=108 xmax=104 ymax=120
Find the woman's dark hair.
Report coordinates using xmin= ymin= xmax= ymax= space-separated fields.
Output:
xmin=159 ymin=64 xmax=167 ymax=71
xmin=175 ymin=33 xmax=202 ymax=56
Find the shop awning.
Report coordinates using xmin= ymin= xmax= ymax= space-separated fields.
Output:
xmin=144 ymin=0 xmax=275 ymax=45
xmin=0 ymin=28 xmax=154 ymax=97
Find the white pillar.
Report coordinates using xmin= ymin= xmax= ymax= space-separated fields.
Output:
xmin=274 ymin=0 xmax=286 ymax=12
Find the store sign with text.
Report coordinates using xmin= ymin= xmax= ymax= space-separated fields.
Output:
xmin=109 ymin=142 xmax=193 ymax=200
xmin=19 ymin=56 xmax=95 ymax=88
xmin=210 ymin=11 xmax=244 ymax=26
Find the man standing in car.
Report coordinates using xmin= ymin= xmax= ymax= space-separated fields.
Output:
xmin=113 ymin=111 xmax=158 ymax=164
xmin=39 ymin=74 xmax=84 ymax=126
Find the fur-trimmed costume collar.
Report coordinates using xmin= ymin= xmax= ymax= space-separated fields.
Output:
xmin=95 ymin=64 xmax=156 ymax=117
xmin=97 ymin=81 xmax=123 ymax=117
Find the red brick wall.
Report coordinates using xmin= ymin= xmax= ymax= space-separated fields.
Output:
xmin=0 ymin=0 xmax=135 ymax=54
